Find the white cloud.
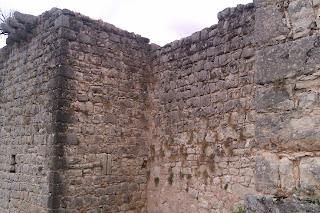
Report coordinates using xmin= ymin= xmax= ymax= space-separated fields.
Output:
xmin=0 ymin=0 xmax=252 ymax=47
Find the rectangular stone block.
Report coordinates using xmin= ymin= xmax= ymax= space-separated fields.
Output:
xmin=256 ymin=36 xmax=318 ymax=84
xmin=102 ymin=153 xmax=112 ymax=175
xmin=300 ymin=157 xmax=320 ymax=195
xmin=255 ymin=113 xmax=287 ymax=148
xmin=288 ymin=0 xmax=315 ymax=39
xmin=255 ymin=5 xmax=290 ymax=46
xmin=279 ymin=157 xmax=295 ymax=192
xmin=255 ymin=153 xmax=295 ymax=195
xmin=54 ymin=15 xmax=70 ymax=28
xmin=254 ymin=87 xmax=292 ymax=112
xmin=256 ymin=113 xmax=320 ymax=152
xmin=253 ymin=0 xmax=284 ymax=8
xmin=255 ymin=153 xmax=280 ymax=194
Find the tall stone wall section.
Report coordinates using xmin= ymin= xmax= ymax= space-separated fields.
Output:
xmin=246 ymin=0 xmax=320 ymax=212
xmin=147 ymin=4 xmax=256 ymax=213
xmin=0 ymin=9 xmax=152 ymax=212
xmin=50 ymin=10 xmax=151 ymax=212
xmin=0 ymin=9 xmax=71 ymax=213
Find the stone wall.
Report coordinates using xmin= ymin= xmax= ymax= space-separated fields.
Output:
xmin=1 ymin=8 xmax=153 ymax=213
xmin=0 ymin=9 xmax=68 ymax=213
xmin=147 ymin=4 xmax=256 ymax=213
xmin=1 ymin=0 xmax=320 ymax=212
xmin=249 ymin=0 xmax=320 ymax=211
xmin=49 ymin=9 xmax=152 ymax=212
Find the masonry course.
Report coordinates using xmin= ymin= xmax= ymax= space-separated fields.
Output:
xmin=0 ymin=0 xmax=320 ymax=212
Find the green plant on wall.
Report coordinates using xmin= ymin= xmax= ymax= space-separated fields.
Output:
xmin=234 ymin=205 xmax=245 ymax=213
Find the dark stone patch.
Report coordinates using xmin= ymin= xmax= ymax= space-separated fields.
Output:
xmin=245 ymin=195 xmax=320 ymax=213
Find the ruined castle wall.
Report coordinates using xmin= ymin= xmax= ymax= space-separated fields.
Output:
xmin=251 ymin=0 xmax=320 ymax=205
xmin=1 ymin=1 xmax=320 ymax=212
xmin=147 ymin=4 xmax=256 ymax=213
xmin=51 ymin=10 xmax=151 ymax=212
xmin=0 ymin=10 xmax=67 ymax=213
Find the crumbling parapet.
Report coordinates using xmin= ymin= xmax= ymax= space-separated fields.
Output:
xmin=0 ymin=11 xmax=38 ymax=44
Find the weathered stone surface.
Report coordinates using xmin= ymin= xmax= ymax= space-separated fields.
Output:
xmin=255 ymin=0 xmax=319 ymax=46
xmin=147 ymin=3 xmax=257 ymax=212
xmin=255 ymin=5 xmax=290 ymax=46
xmin=256 ymin=36 xmax=319 ymax=84
xmin=288 ymin=0 xmax=314 ymax=39
xmin=0 ymin=9 xmax=59 ymax=213
xmin=255 ymin=153 xmax=280 ymax=194
xmin=256 ymin=113 xmax=320 ymax=152
xmin=54 ymin=15 xmax=70 ymax=28
xmin=245 ymin=195 xmax=320 ymax=213
xmin=255 ymin=87 xmax=291 ymax=112
xmin=13 ymin=11 xmax=38 ymax=25
xmin=1 ymin=1 xmax=320 ymax=212
xmin=279 ymin=157 xmax=295 ymax=192
xmin=300 ymin=157 xmax=320 ymax=196
xmin=253 ymin=0 xmax=284 ymax=8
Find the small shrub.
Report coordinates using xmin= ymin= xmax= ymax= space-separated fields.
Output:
xmin=234 ymin=205 xmax=245 ymax=213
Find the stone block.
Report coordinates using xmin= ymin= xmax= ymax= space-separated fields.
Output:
xmin=255 ymin=113 xmax=286 ymax=148
xmin=253 ymin=0 xmax=284 ymax=8
xmin=255 ymin=153 xmax=280 ymax=194
xmin=279 ymin=157 xmax=295 ymax=192
xmin=254 ymin=5 xmax=289 ymax=46
xmin=286 ymin=116 xmax=320 ymax=151
xmin=254 ymin=87 xmax=290 ymax=112
xmin=288 ymin=0 xmax=314 ymax=39
xmin=13 ymin=11 xmax=37 ymax=25
xmin=295 ymin=79 xmax=320 ymax=90
xmin=58 ymin=28 xmax=76 ymax=41
xmin=256 ymin=113 xmax=320 ymax=151
xmin=101 ymin=154 xmax=112 ymax=175
xmin=300 ymin=157 xmax=320 ymax=195
xmin=297 ymin=91 xmax=318 ymax=109
xmin=78 ymin=33 xmax=92 ymax=44
xmin=65 ymin=133 xmax=79 ymax=145
xmin=54 ymin=15 xmax=70 ymax=28
xmin=256 ymin=36 xmax=318 ymax=84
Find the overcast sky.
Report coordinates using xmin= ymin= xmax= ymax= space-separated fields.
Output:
xmin=0 ymin=0 xmax=252 ymax=47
